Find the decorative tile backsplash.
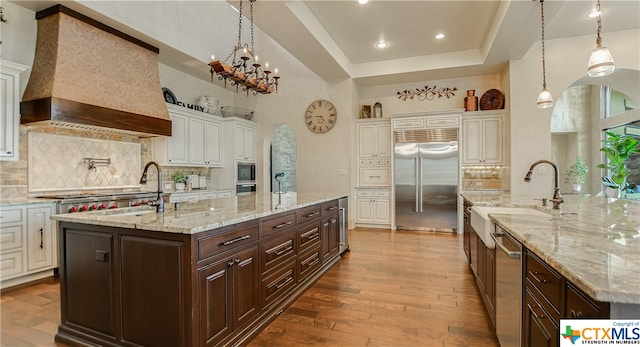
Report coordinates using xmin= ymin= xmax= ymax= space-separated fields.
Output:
xmin=28 ymin=132 xmax=141 ymax=192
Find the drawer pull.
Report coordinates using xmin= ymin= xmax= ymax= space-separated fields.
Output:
xmin=304 ymin=212 xmax=320 ymax=218
xmin=369 ymin=175 xmax=381 ymax=178
xmin=221 ymin=235 xmax=251 ymax=246
xmin=276 ymin=276 xmax=294 ymax=290
xmin=304 ymin=256 xmax=320 ymax=268
xmin=273 ymin=221 xmax=293 ymax=229
xmin=527 ymin=303 xmax=546 ymax=319
xmin=275 ymin=246 xmax=293 ymax=256
xmin=528 ymin=270 xmax=548 ymax=284
xmin=327 ymin=206 xmax=338 ymax=211
xmin=301 ymin=228 xmax=319 ymax=241
xmin=570 ymin=309 xmax=583 ymax=318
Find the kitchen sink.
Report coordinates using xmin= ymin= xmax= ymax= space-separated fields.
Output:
xmin=470 ymin=206 xmax=551 ymax=248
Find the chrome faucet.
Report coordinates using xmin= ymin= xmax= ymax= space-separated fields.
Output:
xmin=139 ymin=161 xmax=164 ymax=213
xmin=524 ymin=160 xmax=564 ymax=209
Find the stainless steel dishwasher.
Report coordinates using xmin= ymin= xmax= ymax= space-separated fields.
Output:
xmin=491 ymin=226 xmax=522 ymax=347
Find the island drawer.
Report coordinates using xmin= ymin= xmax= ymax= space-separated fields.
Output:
xmin=261 ymin=258 xmax=297 ymax=309
xmin=198 ymin=224 xmax=259 ymax=261
xmin=296 ymin=206 xmax=321 ymax=224
xmin=298 ymin=220 xmax=321 ymax=252
xmin=321 ymin=200 xmax=339 ymax=216
xmin=525 ymin=251 xmax=561 ymax=314
xmin=298 ymin=245 xmax=321 ymax=281
xmin=261 ymin=213 xmax=296 ymax=238
xmin=565 ymin=283 xmax=610 ymax=318
xmin=261 ymin=229 xmax=296 ymax=275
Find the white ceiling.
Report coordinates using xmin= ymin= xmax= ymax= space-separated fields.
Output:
xmin=10 ymin=0 xmax=640 ymax=89
xmin=250 ymin=0 xmax=640 ymax=87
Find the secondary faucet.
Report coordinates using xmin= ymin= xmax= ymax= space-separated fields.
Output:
xmin=139 ymin=161 xmax=164 ymax=213
xmin=524 ymin=160 xmax=564 ymax=209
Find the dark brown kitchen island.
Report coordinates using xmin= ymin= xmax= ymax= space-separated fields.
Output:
xmin=52 ymin=193 xmax=346 ymax=347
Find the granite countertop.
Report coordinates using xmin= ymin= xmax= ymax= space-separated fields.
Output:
xmin=51 ymin=192 xmax=347 ymax=235
xmin=461 ymin=192 xmax=640 ymax=305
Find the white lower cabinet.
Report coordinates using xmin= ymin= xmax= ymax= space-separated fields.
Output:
xmin=355 ymin=188 xmax=390 ymax=225
xmin=0 ymin=203 xmax=57 ymax=289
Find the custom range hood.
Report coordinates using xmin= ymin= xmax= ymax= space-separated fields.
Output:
xmin=20 ymin=5 xmax=171 ymax=137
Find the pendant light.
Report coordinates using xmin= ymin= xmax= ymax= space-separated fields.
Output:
xmin=587 ymin=0 xmax=615 ymax=77
xmin=537 ymin=0 xmax=553 ymax=109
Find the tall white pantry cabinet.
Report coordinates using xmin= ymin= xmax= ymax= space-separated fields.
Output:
xmin=355 ymin=119 xmax=391 ymax=227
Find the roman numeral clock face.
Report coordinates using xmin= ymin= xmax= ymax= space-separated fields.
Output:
xmin=305 ymin=100 xmax=337 ymax=134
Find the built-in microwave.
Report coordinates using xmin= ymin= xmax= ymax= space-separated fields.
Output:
xmin=237 ymin=162 xmax=256 ymax=182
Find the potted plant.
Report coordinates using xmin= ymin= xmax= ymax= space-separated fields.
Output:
xmin=564 ymin=157 xmax=588 ymax=193
xmin=173 ymin=172 xmax=187 ymax=191
xmin=598 ymin=131 xmax=640 ymax=198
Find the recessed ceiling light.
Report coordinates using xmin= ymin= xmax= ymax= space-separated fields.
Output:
xmin=587 ymin=9 xmax=602 ymax=18
xmin=435 ymin=33 xmax=445 ymax=40
xmin=359 ymin=0 xmax=368 ymax=4
xmin=376 ymin=41 xmax=388 ymax=49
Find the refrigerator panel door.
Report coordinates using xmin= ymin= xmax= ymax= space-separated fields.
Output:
xmin=418 ymin=142 xmax=459 ymax=231
xmin=394 ymin=143 xmax=419 ymax=229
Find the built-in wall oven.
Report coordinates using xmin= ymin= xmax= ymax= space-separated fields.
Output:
xmin=237 ymin=162 xmax=256 ymax=182
xmin=236 ymin=183 xmax=257 ymax=195
xmin=491 ymin=225 xmax=523 ymax=347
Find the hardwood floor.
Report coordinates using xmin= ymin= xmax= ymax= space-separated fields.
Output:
xmin=0 ymin=228 xmax=499 ymax=347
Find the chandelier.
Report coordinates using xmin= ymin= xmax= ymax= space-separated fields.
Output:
xmin=209 ymin=0 xmax=280 ymax=95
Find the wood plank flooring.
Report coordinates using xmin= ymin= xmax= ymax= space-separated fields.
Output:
xmin=0 ymin=228 xmax=499 ymax=347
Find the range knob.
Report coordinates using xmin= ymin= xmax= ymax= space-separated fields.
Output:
xmin=78 ymin=205 xmax=88 ymax=212
xmin=68 ymin=206 xmax=78 ymax=213
xmin=98 ymin=203 xmax=107 ymax=210
xmin=132 ymin=201 xmax=140 ymax=207
xmin=89 ymin=204 xmax=98 ymax=211
xmin=140 ymin=199 xmax=148 ymax=205
xmin=109 ymin=204 xmax=118 ymax=209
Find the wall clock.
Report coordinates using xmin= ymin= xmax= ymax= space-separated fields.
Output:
xmin=304 ymin=100 xmax=337 ymax=134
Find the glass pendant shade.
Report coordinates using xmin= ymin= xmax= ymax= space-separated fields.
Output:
xmin=537 ymin=89 xmax=553 ymax=109
xmin=587 ymin=45 xmax=615 ymax=77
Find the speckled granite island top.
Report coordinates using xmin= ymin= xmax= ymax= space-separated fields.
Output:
xmin=461 ymin=192 xmax=640 ymax=305
xmin=51 ymin=192 xmax=347 ymax=234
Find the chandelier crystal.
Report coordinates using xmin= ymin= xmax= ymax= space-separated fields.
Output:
xmin=587 ymin=0 xmax=615 ymax=77
xmin=209 ymin=0 xmax=280 ymax=95
xmin=537 ymin=0 xmax=553 ymax=109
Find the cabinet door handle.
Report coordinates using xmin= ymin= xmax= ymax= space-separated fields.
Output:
xmin=527 ymin=303 xmax=546 ymax=319
xmin=275 ymin=246 xmax=293 ymax=256
xmin=273 ymin=221 xmax=293 ymax=229
xmin=304 ymin=212 xmax=320 ymax=218
xmin=528 ymin=270 xmax=548 ymax=284
xmin=228 ymin=260 xmax=234 ymax=267
xmin=330 ymin=218 xmax=336 ymax=223
xmin=276 ymin=276 xmax=294 ymax=290
xmin=570 ymin=309 xmax=583 ymax=318
xmin=221 ymin=235 xmax=251 ymax=246
xmin=39 ymin=228 xmax=44 ymax=249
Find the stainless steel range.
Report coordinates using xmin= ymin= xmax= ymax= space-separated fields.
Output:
xmin=39 ymin=191 xmax=158 ymax=214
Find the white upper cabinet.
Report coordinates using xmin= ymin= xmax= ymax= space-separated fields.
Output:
xmin=1 ymin=60 xmax=29 ymax=161
xmin=358 ymin=121 xmax=391 ymax=158
xmin=235 ymin=123 xmax=256 ymax=161
xmin=153 ymin=104 xmax=223 ymax=167
xmin=462 ymin=113 xmax=504 ymax=165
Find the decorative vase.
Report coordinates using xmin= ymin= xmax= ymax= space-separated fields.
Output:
xmin=464 ymin=90 xmax=478 ymax=111
xmin=572 ymin=183 xmax=582 ymax=193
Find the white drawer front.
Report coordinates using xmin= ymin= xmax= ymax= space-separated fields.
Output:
xmin=359 ymin=168 xmax=391 ymax=187
xmin=169 ymin=193 xmax=200 ymax=203
xmin=218 ymin=191 xmax=233 ymax=198
xmin=392 ymin=118 xmax=424 ymax=129
xmin=200 ymin=192 xmax=218 ymax=200
xmin=0 ymin=209 xmax=23 ymax=225
xmin=356 ymin=189 xmax=374 ymax=198
xmin=0 ymin=225 xmax=23 ymax=251
xmin=426 ymin=116 xmax=459 ymax=128
xmin=374 ymin=189 xmax=390 ymax=197
xmin=0 ymin=251 xmax=24 ymax=280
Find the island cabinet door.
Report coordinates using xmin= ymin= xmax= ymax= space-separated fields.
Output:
xmin=120 ymin=236 xmax=185 ymax=347
xmin=320 ymin=215 xmax=339 ymax=263
xmin=523 ymin=288 xmax=558 ymax=347
xmin=198 ymin=244 xmax=260 ymax=347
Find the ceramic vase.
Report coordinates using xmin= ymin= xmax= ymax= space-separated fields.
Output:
xmin=465 ymin=90 xmax=478 ymax=111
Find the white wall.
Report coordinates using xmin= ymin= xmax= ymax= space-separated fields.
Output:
xmin=509 ymin=29 xmax=640 ymax=196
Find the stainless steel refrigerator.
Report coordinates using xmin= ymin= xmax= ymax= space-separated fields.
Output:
xmin=394 ymin=128 xmax=458 ymax=231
